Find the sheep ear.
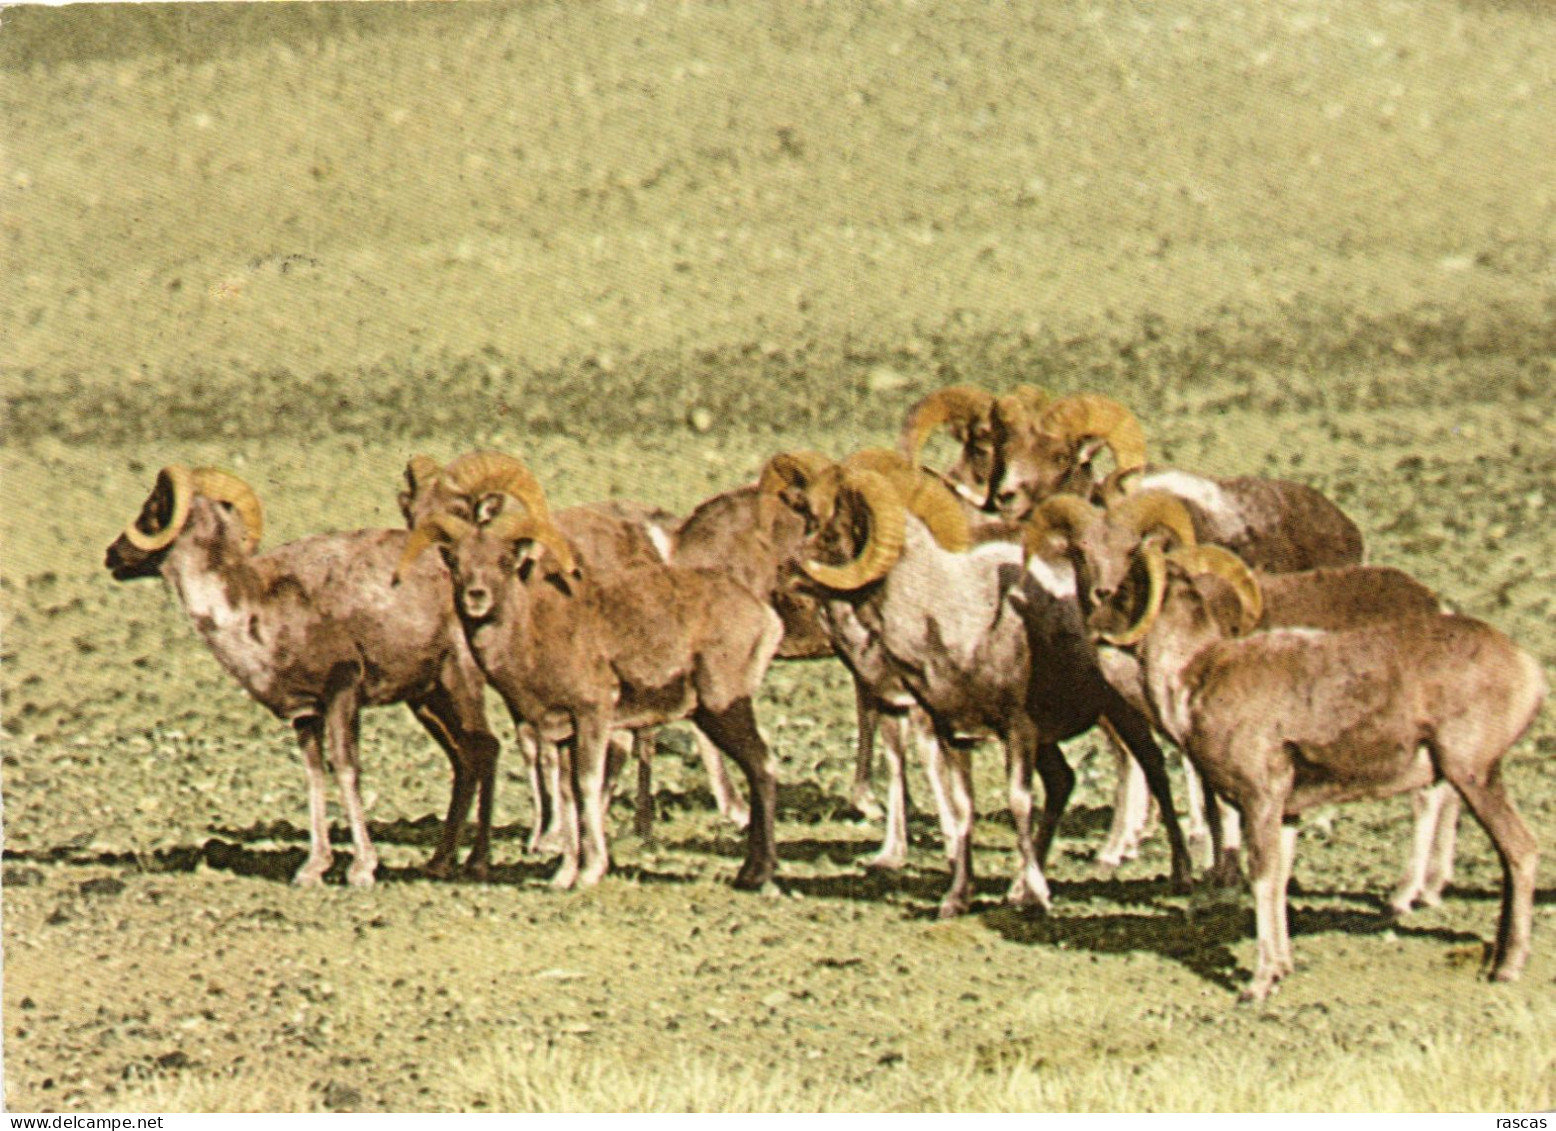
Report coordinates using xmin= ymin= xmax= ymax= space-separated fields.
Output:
xmin=474 ymin=492 xmax=506 ymax=525
xmin=514 ymin=541 xmax=539 ymax=582
xmin=1076 ymin=435 xmax=1110 ymax=469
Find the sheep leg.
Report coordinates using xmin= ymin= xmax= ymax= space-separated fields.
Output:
xmin=848 ymin=676 xmax=886 ymax=821
xmin=1181 ymin=757 xmax=1212 ymax=867
xmin=920 ymin=720 xmax=961 ymax=851
xmin=1007 ymin=734 xmax=1056 ymax=912
xmin=1202 ymin=774 xmax=1243 ymax=888
xmin=933 ymin=735 xmax=977 ymax=919
xmin=1239 ymin=797 xmax=1291 ymax=1003
xmin=1389 ymin=781 xmax=1459 ymax=914
xmin=323 ymin=685 xmax=378 ymax=888
xmin=1096 ymin=743 xmax=1152 ymax=868
xmin=1389 ymin=780 xmax=1450 ymax=914
xmin=548 ymin=737 xmax=582 ymax=889
xmin=574 ymin=713 xmax=616 ymax=887
xmin=1275 ymin=819 xmax=1300 ymax=976
xmin=1421 ymin=785 xmax=1461 ymax=906
xmin=1100 ymin=702 xmax=1194 ymax=893
xmin=863 ymin=708 xmax=911 ymax=871
xmin=410 ymin=682 xmax=499 ymax=880
xmin=693 ymin=698 xmax=778 ymax=891
xmin=1449 ymin=771 xmax=1538 ymax=982
xmin=1029 ymin=740 xmax=1075 ymax=872
xmin=692 ymin=729 xmax=751 ymax=829
xmin=633 ymin=729 xmax=656 ymax=842
xmin=291 ymin=715 xmax=335 ymax=886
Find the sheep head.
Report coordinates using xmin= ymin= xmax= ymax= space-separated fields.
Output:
xmin=105 ymin=465 xmax=264 ymax=580
xmin=897 ymin=385 xmax=999 ymax=502
xmin=756 ymin=450 xmax=837 ymax=534
xmin=398 ymin=509 xmax=579 ymax=621
xmin=988 ymin=393 xmax=1148 ymax=519
xmin=1100 ymin=542 xmax=1262 ymax=648
xmin=397 ymin=453 xmax=446 ymax=526
xmin=798 ymin=466 xmax=908 ymax=593
xmin=398 ymin=450 xmax=553 ymax=531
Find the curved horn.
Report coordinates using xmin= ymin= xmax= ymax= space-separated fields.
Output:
xmin=1038 ymin=394 xmax=1148 ymax=472
xmin=1097 ymin=467 xmax=1144 ymax=507
xmin=485 ymin=510 xmax=579 ymax=576
xmin=1022 ymin=494 xmax=1101 ymax=563
xmin=897 ymin=385 xmax=995 ymax=466
xmin=1100 ymin=543 xmax=1169 ymax=648
xmin=122 ymin=464 xmax=196 ymax=553
xmin=801 ymin=468 xmax=907 ymax=591
xmin=1168 ymin=544 xmax=1264 ymax=635
xmin=395 ymin=512 xmax=474 ymax=583
xmin=443 ymin=450 xmax=551 ymax=523
xmin=1110 ymin=489 xmax=1196 ymax=549
xmin=843 ymin=448 xmax=969 ymax=551
xmin=756 ymin=450 xmax=836 ymax=530
xmin=404 ymin=454 xmax=443 ymax=491
xmin=990 ymin=385 xmax=1051 ymax=436
xmin=189 ymin=468 xmax=264 ymax=554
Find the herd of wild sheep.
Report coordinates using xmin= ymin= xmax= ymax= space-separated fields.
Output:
xmin=103 ymin=385 xmax=1545 ymax=1003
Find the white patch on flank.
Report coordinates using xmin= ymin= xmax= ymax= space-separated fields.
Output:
xmin=1138 ymin=470 xmax=1243 ymax=532
xmin=1025 ymin=553 xmax=1077 ymax=599
xmin=647 ymin=523 xmax=675 ymax=563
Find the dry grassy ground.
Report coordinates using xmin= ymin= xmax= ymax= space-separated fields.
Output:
xmin=3 ymin=0 xmax=1554 ymax=1112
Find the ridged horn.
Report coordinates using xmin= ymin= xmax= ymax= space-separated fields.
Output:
xmin=443 ymin=450 xmax=551 ymax=523
xmin=1038 ymin=394 xmax=1148 ymax=471
xmin=991 ymin=385 xmax=1051 ymax=435
xmin=843 ymin=448 xmax=970 ymax=551
xmin=801 ymin=468 xmax=907 ymax=591
xmin=1168 ymin=545 xmax=1264 ymax=635
xmin=395 ymin=512 xmax=474 ymax=583
xmin=897 ymin=385 xmax=995 ymax=465
xmin=756 ymin=450 xmax=836 ymax=530
xmin=1022 ymin=495 xmax=1101 ymax=563
xmin=190 ymin=468 xmax=264 ymax=554
xmin=1110 ymin=489 xmax=1196 ymax=548
xmin=404 ymin=454 xmax=443 ymax=492
xmin=1101 ymin=543 xmax=1169 ymax=648
xmin=485 ymin=510 xmax=579 ymax=576
xmin=122 ymin=464 xmax=196 ymax=554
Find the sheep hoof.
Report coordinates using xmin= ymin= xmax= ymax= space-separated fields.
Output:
xmin=462 ymin=860 xmax=491 ymax=883
xmin=291 ymin=865 xmax=329 ymax=888
xmin=550 ymin=863 xmax=580 ymax=890
xmin=850 ymin=790 xmax=886 ymax=822
xmin=720 ymin=805 xmax=752 ymax=831
xmin=1207 ymin=856 xmax=1244 ymax=890
xmin=862 ymin=851 xmax=906 ymax=873
xmin=531 ymin=831 xmax=567 ymax=857
xmin=937 ymin=897 xmax=970 ymax=920
xmin=1490 ymin=961 xmax=1524 ymax=984
xmin=732 ymin=863 xmax=775 ymax=891
xmin=422 ymin=857 xmax=454 ymax=881
xmin=346 ymin=864 xmax=377 ymax=888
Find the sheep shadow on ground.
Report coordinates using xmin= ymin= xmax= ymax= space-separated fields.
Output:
xmin=981 ymin=896 xmax=1494 ymax=994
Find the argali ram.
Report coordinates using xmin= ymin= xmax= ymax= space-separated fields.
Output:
xmin=105 ymin=465 xmax=500 ymax=886
xmin=785 ymin=449 xmax=1194 ymax=917
xmin=1086 ymin=539 xmax=1544 ymax=1001
xmin=397 ymin=451 xmax=746 ymax=849
xmin=399 ymin=473 xmax=784 ymax=891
